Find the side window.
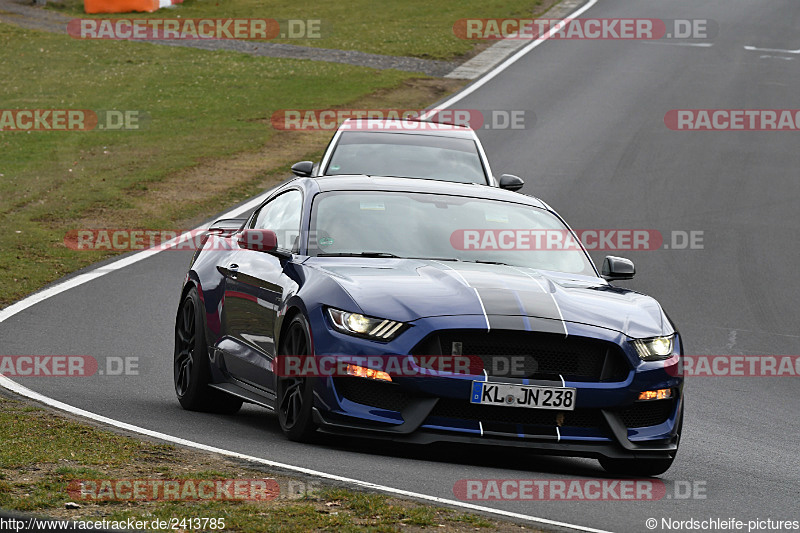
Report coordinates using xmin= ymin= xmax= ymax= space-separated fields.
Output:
xmin=251 ymin=190 xmax=302 ymax=251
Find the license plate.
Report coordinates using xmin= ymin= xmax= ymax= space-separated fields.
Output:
xmin=470 ymin=382 xmax=576 ymax=411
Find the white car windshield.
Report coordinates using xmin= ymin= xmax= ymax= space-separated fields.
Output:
xmin=325 ymin=132 xmax=487 ymax=184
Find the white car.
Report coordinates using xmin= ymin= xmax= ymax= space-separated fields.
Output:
xmin=291 ymin=118 xmax=524 ymax=190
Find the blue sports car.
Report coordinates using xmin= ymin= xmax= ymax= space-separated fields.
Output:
xmin=173 ymin=175 xmax=683 ymax=476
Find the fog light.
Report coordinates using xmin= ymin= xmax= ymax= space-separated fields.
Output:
xmin=638 ymin=388 xmax=673 ymax=401
xmin=344 ymin=364 xmax=392 ymax=382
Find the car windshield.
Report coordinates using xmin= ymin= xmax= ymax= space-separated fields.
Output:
xmin=309 ymin=191 xmax=596 ymax=276
xmin=325 ymin=132 xmax=487 ymax=184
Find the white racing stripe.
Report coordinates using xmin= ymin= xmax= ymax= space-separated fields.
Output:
xmin=473 ymin=287 xmax=491 ymax=332
xmin=0 ymin=375 xmax=611 ymax=533
xmin=509 ymin=266 xmax=568 ymax=337
xmin=430 ymin=260 xmax=491 ymax=331
xmin=0 ymin=0 xmax=607 ymax=530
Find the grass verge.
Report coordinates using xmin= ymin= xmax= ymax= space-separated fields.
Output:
xmin=0 ymin=21 xmax=465 ymax=307
xmin=48 ymin=0 xmax=561 ymax=60
xmin=1 ymin=0 xmax=569 ymax=307
xmin=0 ymin=395 xmax=540 ymax=532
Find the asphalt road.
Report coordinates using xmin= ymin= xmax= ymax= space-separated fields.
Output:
xmin=3 ymin=0 xmax=800 ymax=531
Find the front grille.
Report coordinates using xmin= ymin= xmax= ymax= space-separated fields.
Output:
xmin=617 ymin=400 xmax=674 ymax=428
xmin=416 ymin=331 xmax=629 ymax=382
xmin=334 ymin=377 xmax=411 ymax=412
xmin=429 ymin=398 xmax=604 ymax=428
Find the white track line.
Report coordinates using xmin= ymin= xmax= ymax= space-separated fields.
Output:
xmin=421 ymin=0 xmax=599 ymax=120
xmin=0 ymin=0 xmax=608 ymax=530
xmin=643 ymin=41 xmax=713 ymax=48
xmin=744 ymin=45 xmax=800 ymax=54
xmin=0 ymin=375 xmax=611 ymax=533
xmin=0 ymin=192 xmax=271 ymax=324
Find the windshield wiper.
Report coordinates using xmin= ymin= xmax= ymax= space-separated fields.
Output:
xmin=405 ymin=256 xmax=462 ymax=262
xmin=316 ymin=253 xmax=467 ymax=261
xmin=315 ymin=254 xmax=510 ymax=264
xmin=317 ymin=252 xmax=400 ymax=258
xmin=459 ymin=259 xmax=512 ymax=266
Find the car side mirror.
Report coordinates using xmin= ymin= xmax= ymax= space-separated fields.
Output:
xmin=602 ymin=256 xmax=635 ymax=281
xmin=237 ymin=229 xmax=279 ymax=253
xmin=291 ymin=160 xmax=314 ymax=177
xmin=498 ymin=174 xmax=524 ymax=191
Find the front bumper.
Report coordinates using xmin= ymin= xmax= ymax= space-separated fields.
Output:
xmin=306 ymin=307 xmax=684 ymax=460
xmin=312 ymin=404 xmax=681 ymax=460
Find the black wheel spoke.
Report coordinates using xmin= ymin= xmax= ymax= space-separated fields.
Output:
xmin=290 ymin=390 xmax=300 ymax=423
xmin=175 ymin=297 xmax=197 ymax=397
xmin=182 ymin=304 xmax=192 ymax=332
xmin=277 ymin=319 xmax=315 ymax=438
xmin=175 ymin=354 xmax=192 ymax=396
xmin=182 ymin=359 xmax=191 ymax=392
xmin=280 ymin=376 xmax=305 ymax=428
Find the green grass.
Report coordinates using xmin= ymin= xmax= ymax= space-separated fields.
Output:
xmin=0 ymin=398 xmax=167 ymax=469
xmin=48 ymin=0 xmax=552 ymax=60
xmin=1 ymin=0 xmax=562 ymax=308
xmin=0 ymin=23 xmax=415 ymax=306
xmin=0 ymin=396 xmax=174 ymax=512
xmin=0 ymin=397 xmax=513 ymax=532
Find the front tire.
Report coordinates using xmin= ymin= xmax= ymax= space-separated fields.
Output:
xmin=276 ymin=314 xmax=318 ymax=442
xmin=174 ymin=287 xmax=242 ymax=414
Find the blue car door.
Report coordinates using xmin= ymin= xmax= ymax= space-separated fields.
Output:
xmin=219 ymin=189 xmax=303 ymax=392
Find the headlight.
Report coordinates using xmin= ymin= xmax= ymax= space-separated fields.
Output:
xmin=632 ymin=335 xmax=675 ymax=361
xmin=327 ymin=308 xmax=406 ymax=341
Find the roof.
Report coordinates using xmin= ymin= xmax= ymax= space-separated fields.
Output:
xmin=310 ymin=175 xmax=545 ymax=208
xmin=338 ymin=118 xmax=476 ymax=139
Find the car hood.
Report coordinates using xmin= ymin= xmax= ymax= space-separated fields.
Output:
xmin=304 ymin=258 xmax=672 ymax=338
